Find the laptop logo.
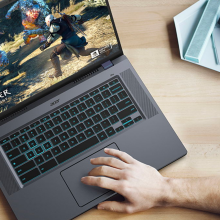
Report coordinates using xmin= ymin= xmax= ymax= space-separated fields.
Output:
xmin=50 ymin=99 xmax=60 ymax=107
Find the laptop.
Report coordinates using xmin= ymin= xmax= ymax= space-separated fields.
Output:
xmin=0 ymin=0 xmax=187 ymax=219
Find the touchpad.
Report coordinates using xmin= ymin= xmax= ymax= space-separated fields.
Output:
xmin=61 ymin=143 xmax=120 ymax=207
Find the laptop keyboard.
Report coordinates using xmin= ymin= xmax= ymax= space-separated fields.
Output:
xmin=0 ymin=78 xmax=143 ymax=185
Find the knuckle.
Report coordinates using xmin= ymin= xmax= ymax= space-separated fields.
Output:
xmin=97 ymin=177 xmax=104 ymax=187
xmin=99 ymin=166 xmax=105 ymax=174
xmin=125 ymin=206 xmax=134 ymax=214
xmin=108 ymin=157 xmax=115 ymax=164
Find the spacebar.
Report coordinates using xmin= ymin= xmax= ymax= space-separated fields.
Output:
xmin=56 ymin=136 xmax=99 ymax=164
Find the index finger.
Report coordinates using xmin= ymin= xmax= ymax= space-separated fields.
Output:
xmin=104 ymin=148 xmax=135 ymax=164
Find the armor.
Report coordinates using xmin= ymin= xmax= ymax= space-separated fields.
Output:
xmin=6 ymin=0 xmax=50 ymax=44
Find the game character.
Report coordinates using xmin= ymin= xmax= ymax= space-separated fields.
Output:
xmin=40 ymin=14 xmax=99 ymax=79
xmin=0 ymin=50 xmax=9 ymax=67
xmin=5 ymin=0 xmax=50 ymax=44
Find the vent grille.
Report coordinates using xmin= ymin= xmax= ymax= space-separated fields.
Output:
xmin=120 ymin=69 xmax=158 ymax=119
xmin=0 ymin=154 xmax=20 ymax=195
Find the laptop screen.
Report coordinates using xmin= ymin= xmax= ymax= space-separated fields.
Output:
xmin=0 ymin=0 xmax=121 ymax=116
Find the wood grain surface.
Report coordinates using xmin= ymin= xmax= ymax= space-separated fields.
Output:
xmin=1 ymin=0 xmax=220 ymax=219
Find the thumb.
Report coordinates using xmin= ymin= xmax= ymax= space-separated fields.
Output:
xmin=97 ymin=201 xmax=133 ymax=213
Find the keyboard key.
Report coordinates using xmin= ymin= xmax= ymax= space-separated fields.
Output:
xmin=19 ymin=134 xmax=29 ymax=143
xmin=43 ymin=142 xmax=53 ymax=150
xmin=124 ymin=120 xmax=134 ymax=128
xmin=0 ymin=137 xmax=10 ymax=145
xmin=35 ymin=146 xmax=44 ymax=155
xmin=53 ymin=126 xmax=62 ymax=135
xmin=45 ymin=130 xmax=54 ymax=139
xmin=106 ymin=127 xmax=116 ymax=137
xmin=101 ymin=90 xmax=111 ymax=99
xmin=99 ymin=84 xmax=109 ymax=91
xmin=20 ymin=168 xmax=40 ymax=184
xmin=84 ymin=128 xmax=94 ymax=138
xmin=122 ymin=117 xmax=132 ymax=125
xmin=51 ymin=147 xmax=61 ymax=156
xmin=11 ymin=138 xmax=21 ymax=148
xmin=20 ymin=126 xmax=30 ymax=133
xmin=102 ymin=99 xmax=111 ymax=108
xmin=69 ymin=107 xmax=79 ymax=116
xmin=77 ymin=112 xmax=87 ymax=122
xmin=2 ymin=142 xmax=12 ymax=152
xmin=40 ymin=116 xmax=50 ymax=123
xmin=43 ymin=151 xmax=53 ymax=161
xmin=80 ymin=94 xmax=90 ymax=102
xmin=56 ymin=136 xmax=99 ymax=164
xmin=35 ymin=156 xmax=44 ymax=165
xmin=117 ymin=98 xmax=133 ymax=110
xmin=101 ymin=120 xmax=111 ymax=129
xmin=100 ymin=110 xmax=110 ymax=119
xmin=61 ymin=121 xmax=71 ymax=130
xmin=108 ymin=106 xmax=118 ymax=114
xmin=85 ymin=98 xmax=95 ymax=107
xmin=7 ymin=148 xmax=20 ymax=160
xmin=92 ymin=114 xmax=102 ymax=123
xmin=117 ymin=105 xmax=137 ymax=120
xmin=94 ymin=94 xmax=103 ymax=103
xmin=118 ymin=91 xmax=128 ymax=100
xmin=94 ymin=104 xmax=103 ymax=113
xmin=36 ymin=135 xmax=46 ymax=144
xmin=76 ymin=133 xmax=86 ymax=142
xmin=134 ymin=116 xmax=143 ymax=123
xmin=59 ymin=132 xmax=69 ymax=142
xmin=39 ymin=159 xmax=57 ymax=174
xmin=51 ymin=137 xmax=61 ymax=146
xmin=44 ymin=120 xmax=55 ymax=129
xmin=109 ymin=79 xmax=119 ymax=86
xmin=69 ymin=117 xmax=79 ymax=126
xmin=15 ymin=161 xmax=36 ymax=176
xmin=67 ymin=127 xmax=77 ymax=137
xmin=19 ymin=144 xmax=29 ymax=153
xmin=61 ymin=111 xmax=71 ymax=121
xmin=84 ymin=119 xmax=94 ymax=128
xmin=76 ymin=123 xmax=86 ymax=132
xmin=70 ymin=100 xmax=79 ymax=107
xmin=109 ymin=83 xmax=123 ymax=94
xmin=77 ymin=103 xmax=87 ymax=112
xmin=28 ymin=140 xmax=37 ymax=148
xmin=60 ymin=142 xmax=70 ymax=151
xmin=115 ymin=126 xmax=124 ymax=133
xmin=85 ymin=108 xmax=96 ymax=117
xmin=89 ymin=89 xmax=99 ymax=96
xmin=11 ymin=155 xmax=27 ymax=167
xmin=28 ymin=129 xmax=38 ymax=138
xmin=109 ymin=115 xmax=119 ymax=125
xmin=52 ymin=116 xmax=62 ymax=125
xmin=97 ymin=131 xmax=108 ymax=141
xmin=26 ymin=151 xmax=35 ymax=160
xmin=30 ymin=121 xmax=40 ymax=128
xmin=68 ymin=137 xmax=78 ymax=147
xmin=60 ymin=105 xmax=70 ymax=112
xmin=10 ymin=132 xmax=20 ymax=140
xmin=93 ymin=124 xmax=103 ymax=133
xmin=50 ymin=110 xmax=60 ymax=118
xmin=110 ymin=95 xmax=120 ymax=104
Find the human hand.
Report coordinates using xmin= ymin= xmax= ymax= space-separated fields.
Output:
xmin=81 ymin=148 xmax=169 ymax=213
xmin=5 ymin=13 xmax=11 ymax=19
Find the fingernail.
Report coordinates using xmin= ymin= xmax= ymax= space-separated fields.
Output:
xmin=98 ymin=206 xmax=104 ymax=210
xmin=104 ymin=148 xmax=109 ymax=152
xmin=90 ymin=158 xmax=94 ymax=162
xmin=81 ymin=177 xmax=85 ymax=182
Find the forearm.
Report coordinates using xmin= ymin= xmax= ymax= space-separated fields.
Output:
xmin=162 ymin=177 xmax=220 ymax=214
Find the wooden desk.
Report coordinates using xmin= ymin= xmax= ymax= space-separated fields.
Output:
xmin=1 ymin=0 xmax=220 ymax=219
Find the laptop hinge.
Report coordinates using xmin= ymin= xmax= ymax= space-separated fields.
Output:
xmin=102 ymin=60 xmax=114 ymax=70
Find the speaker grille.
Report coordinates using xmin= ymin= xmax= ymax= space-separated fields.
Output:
xmin=120 ymin=69 xmax=158 ymax=119
xmin=0 ymin=154 xmax=20 ymax=195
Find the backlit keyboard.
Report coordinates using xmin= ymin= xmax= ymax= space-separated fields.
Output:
xmin=0 ymin=78 xmax=143 ymax=185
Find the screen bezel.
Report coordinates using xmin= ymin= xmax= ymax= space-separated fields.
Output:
xmin=0 ymin=0 xmax=123 ymax=121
